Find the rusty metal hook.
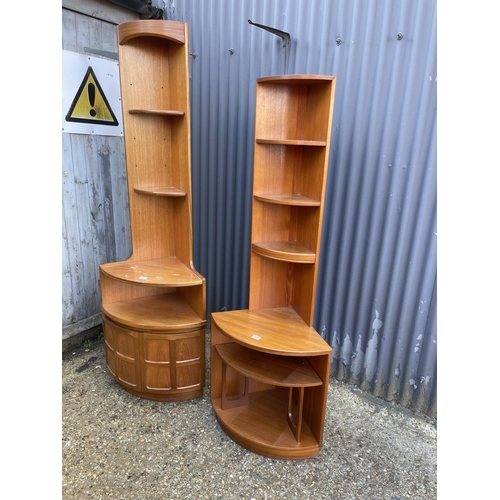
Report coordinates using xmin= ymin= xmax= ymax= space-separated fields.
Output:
xmin=248 ymin=19 xmax=290 ymax=48
xmin=248 ymin=19 xmax=291 ymax=73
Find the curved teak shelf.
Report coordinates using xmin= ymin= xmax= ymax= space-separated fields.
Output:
xmin=256 ymin=138 xmax=326 ymax=147
xmin=134 ymin=186 xmax=187 ymax=197
xmin=100 ymin=257 xmax=203 ymax=287
xmin=252 ymin=241 xmax=316 ymax=263
xmin=118 ymin=19 xmax=186 ymax=45
xmin=253 ymin=194 xmax=320 ymax=206
xmin=211 ymin=307 xmax=331 ymax=356
xmin=103 ymin=293 xmax=206 ymax=332
xmin=129 ymin=109 xmax=185 ymax=117
xmin=215 ymin=343 xmax=322 ymax=387
xmin=211 ymin=389 xmax=320 ymax=460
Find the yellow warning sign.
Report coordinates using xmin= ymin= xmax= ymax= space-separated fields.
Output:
xmin=65 ymin=67 xmax=119 ymax=126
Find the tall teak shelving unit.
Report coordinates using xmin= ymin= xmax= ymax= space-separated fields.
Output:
xmin=99 ymin=20 xmax=206 ymax=402
xmin=210 ymin=75 xmax=336 ymax=460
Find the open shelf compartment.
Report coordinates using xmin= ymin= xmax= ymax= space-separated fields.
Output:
xmin=210 ymin=307 xmax=331 ymax=460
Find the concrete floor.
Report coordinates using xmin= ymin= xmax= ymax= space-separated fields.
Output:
xmin=62 ymin=334 xmax=437 ymax=499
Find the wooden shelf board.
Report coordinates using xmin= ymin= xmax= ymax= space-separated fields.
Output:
xmin=211 ymin=307 xmax=331 ymax=356
xmin=100 ymin=257 xmax=203 ymax=287
xmin=212 ymin=388 xmax=320 ymax=460
xmin=256 ymin=138 xmax=326 ymax=147
xmin=103 ymin=293 xmax=206 ymax=332
xmin=129 ymin=109 xmax=185 ymax=116
xmin=252 ymin=241 xmax=316 ymax=263
xmin=134 ymin=186 xmax=187 ymax=197
xmin=118 ymin=20 xmax=186 ymax=45
xmin=216 ymin=343 xmax=322 ymax=387
xmin=254 ymin=193 xmax=320 ymax=206
xmin=257 ymin=75 xmax=336 ymax=85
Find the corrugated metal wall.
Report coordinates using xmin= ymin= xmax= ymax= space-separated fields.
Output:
xmin=162 ymin=0 xmax=437 ymax=417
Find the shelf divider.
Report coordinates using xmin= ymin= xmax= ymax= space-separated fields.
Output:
xmin=134 ymin=186 xmax=187 ymax=197
xmin=215 ymin=343 xmax=322 ymax=387
xmin=254 ymin=193 xmax=320 ymax=206
xmin=252 ymin=241 xmax=316 ymax=263
xmin=256 ymin=138 xmax=326 ymax=147
xmin=129 ymin=109 xmax=185 ymax=116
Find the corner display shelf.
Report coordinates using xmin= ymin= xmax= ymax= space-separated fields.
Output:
xmin=211 ymin=75 xmax=337 ymax=460
xmin=99 ymin=20 xmax=206 ymax=402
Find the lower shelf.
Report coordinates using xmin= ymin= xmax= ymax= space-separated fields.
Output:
xmin=103 ymin=315 xmax=205 ymax=402
xmin=212 ymin=387 xmax=320 ymax=460
xmin=102 ymin=292 xmax=206 ymax=332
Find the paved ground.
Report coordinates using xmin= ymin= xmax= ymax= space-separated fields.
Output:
xmin=62 ymin=334 xmax=437 ymax=499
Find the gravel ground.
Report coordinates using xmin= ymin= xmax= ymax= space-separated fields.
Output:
xmin=62 ymin=333 xmax=437 ymax=500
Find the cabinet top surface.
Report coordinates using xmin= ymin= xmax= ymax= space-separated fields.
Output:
xmin=211 ymin=307 xmax=331 ymax=355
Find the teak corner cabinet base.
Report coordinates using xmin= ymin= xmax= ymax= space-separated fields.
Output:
xmin=99 ymin=20 xmax=206 ymax=402
xmin=210 ymin=75 xmax=336 ymax=460
xmin=210 ymin=307 xmax=332 ymax=460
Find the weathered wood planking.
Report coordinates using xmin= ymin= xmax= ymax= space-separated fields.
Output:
xmin=62 ymin=8 xmax=131 ymax=338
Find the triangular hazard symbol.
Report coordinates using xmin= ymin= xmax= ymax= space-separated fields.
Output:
xmin=65 ymin=66 xmax=119 ymax=126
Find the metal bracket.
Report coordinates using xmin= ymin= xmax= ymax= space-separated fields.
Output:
xmin=248 ymin=19 xmax=290 ymax=48
xmin=248 ymin=19 xmax=290 ymax=73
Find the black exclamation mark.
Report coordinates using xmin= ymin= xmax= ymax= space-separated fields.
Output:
xmin=88 ymin=83 xmax=96 ymax=117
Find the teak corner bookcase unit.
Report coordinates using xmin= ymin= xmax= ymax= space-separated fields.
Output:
xmin=210 ymin=75 xmax=336 ymax=460
xmin=99 ymin=20 xmax=206 ymax=402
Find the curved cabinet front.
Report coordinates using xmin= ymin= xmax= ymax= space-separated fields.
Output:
xmin=103 ymin=315 xmax=205 ymax=402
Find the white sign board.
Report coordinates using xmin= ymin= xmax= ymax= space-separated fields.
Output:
xmin=62 ymin=50 xmax=123 ymax=137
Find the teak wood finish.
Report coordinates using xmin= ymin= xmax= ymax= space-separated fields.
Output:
xmin=211 ymin=75 xmax=336 ymax=459
xmin=99 ymin=20 xmax=206 ymax=402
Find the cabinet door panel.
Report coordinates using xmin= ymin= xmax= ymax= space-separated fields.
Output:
xmin=175 ymin=336 xmax=201 ymax=362
xmin=145 ymin=365 xmax=172 ymax=391
xmin=176 ymin=363 xmax=202 ymax=390
xmin=144 ymin=336 xmax=171 ymax=363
